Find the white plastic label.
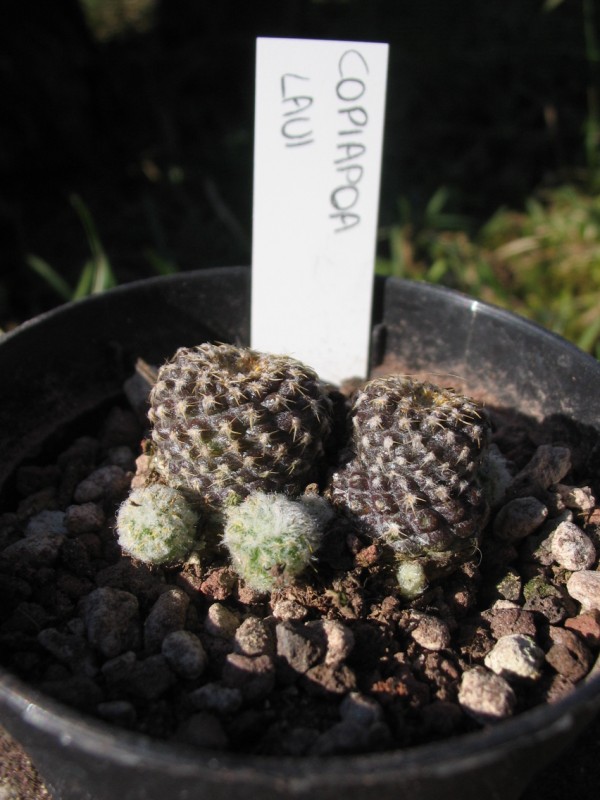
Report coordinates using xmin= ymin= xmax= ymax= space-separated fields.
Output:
xmin=251 ymin=37 xmax=389 ymax=384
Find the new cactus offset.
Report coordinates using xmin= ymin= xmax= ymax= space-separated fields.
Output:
xmin=328 ymin=375 xmax=492 ymax=595
xmin=116 ymin=483 xmax=200 ymax=565
xmin=148 ymin=343 xmax=334 ymax=509
xmin=222 ymin=491 xmax=329 ymax=592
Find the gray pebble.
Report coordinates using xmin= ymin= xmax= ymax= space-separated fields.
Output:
xmin=493 ymin=497 xmax=548 ymax=542
xmin=25 ymin=510 xmax=66 ymax=537
xmin=271 ymin=597 xmax=308 ymax=621
xmin=162 ymin=630 xmax=207 ymax=679
xmin=233 ymin=616 xmax=275 ymax=657
xmin=483 ymin=444 xmax=514 ymax=506
xmin=510 ymin=445 xmax=571 ymax=493
xmin=545 ymin=626 xmax=593 ymax=682
xmin=65 ymin=503 xmax=105 ymax=534
xmin=551 ymin=521 xmax=596 ymax=571
xmin=101 ymin=651 xmax=137 ymax=686
xmin=410 ymin=614 xmax=451 ymax=651
xmin=2 ymin=531 xmax=66 ymax=567
xmin=204 ymin=603 xmax=240 ymax=639
xmin=484 ymin=634 xmax=544 ymax=681
xmin=80 ymin=587 xmax=141 ymax=658
xmin=483 ymin=607 xmax=536 ymax=640
xmin=66 ymin=617 xmax=86 ymax=637
xmin=37 ymin=627 xmax=96 ymax=676
xmin=567 ymin=570 xmax=600 ymax=610
xmin=123 ymin=369 xmax=155 ymax=422
xmin=144 ymin=587 xmax=190 ymax=653
xmin=458 ymin=666 xmax=516 ymax=723
xmin=189 ymin=683 xmax=243 ymax=715
xmin=73 ymin=465 xmax=129 ymax=503
xmin=105 ymin=446 xmax=136 ymax=472
xmin=276 ymin=622 xmax=325 ymax=674
xmin=222 ymin=653 xmax=276 ymax=702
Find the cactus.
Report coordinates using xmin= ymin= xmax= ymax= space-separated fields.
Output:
xmin=222 ymin=491 xmax=327 ymax=592
xmin=328 ymin=375 xmax=491 ymax=594
xmin=148 ymin=343 xmax=333 ymax=509
xmin=116 ymin=483 xmax=199 ymax=565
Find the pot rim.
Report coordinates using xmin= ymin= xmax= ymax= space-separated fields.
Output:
xmin=1 ymin=665 xmax=599 ymax=781
xmin=2 ymin=265 xmax=599 ymax=376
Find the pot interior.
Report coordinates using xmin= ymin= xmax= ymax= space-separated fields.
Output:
xmin=1 ymin=266 xmax=599 ymax=799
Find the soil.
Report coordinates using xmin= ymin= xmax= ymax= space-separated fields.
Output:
xmin=0 ymin=372 xmax=599 ymax=794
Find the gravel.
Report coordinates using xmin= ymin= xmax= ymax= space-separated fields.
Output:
xmin=458 ymin=667 xmax=517 ymax=723
xmin=0 ymin=397 xmax=599 ymax=766
xmin=484 ymin=634 xmax=545 ymax=681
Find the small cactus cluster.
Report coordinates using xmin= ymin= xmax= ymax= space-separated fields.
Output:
xmin=148 ymin=343 xmax=334 ymax=509
xmin=116 ymin=341 xmax=493 ymax=598
xmin=328 ymin=375 xmax=491 ymax=596
xmin=116 ymin=483 xmax=200 ymax=565
xmin=222 ymin=491 xmax=331 ymax=592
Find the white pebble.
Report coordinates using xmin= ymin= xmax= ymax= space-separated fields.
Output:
xmin=306 ymin=619 xmax=355 ymax=666
xmin=484 ymin=634 xmax=544 ymax=681
xmin=551 ymin=521 xmax=596 ymax=571
xmin=554 ymin=484 xmax=595 ymax=513
xmin=458 ymin=667 xmax=516 ymax=723
xmin=271 ymin=598 xmax=308 ymax=621
xmin=567 ymin=571 xmax=600 ymax=611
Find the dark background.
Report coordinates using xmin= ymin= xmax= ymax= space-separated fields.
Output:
xmin=0 ymin=0 xmax=594 ymax=326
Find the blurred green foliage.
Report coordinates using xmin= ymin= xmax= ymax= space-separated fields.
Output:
xmin=377 ymin=184 xmax=600 ymax=358
xmin=27 ymin=195 xmax=116 ymax=301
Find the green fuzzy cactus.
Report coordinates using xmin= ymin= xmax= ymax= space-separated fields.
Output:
xmin=148 ymin=343 xmax=333 ymax=509
xmin=222 ymin=491 xmax=327 ymax=592
xmin=116 ymin=483 xmax=200 ymax=565
xmin=328 ymin=375 xmax=491 ymax=595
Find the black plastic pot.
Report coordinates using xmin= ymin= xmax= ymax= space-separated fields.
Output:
xmin=0 ymin=266 xmax=599 ymax=800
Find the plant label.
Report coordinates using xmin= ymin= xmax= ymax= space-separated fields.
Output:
xmin=251 ymin=37 xmax=389 ymax=384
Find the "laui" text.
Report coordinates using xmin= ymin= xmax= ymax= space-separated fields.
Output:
xmin=280 ymin=73 xmax=314 ymax=148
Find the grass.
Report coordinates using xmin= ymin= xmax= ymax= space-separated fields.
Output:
xmin=26 ymin=195 xmax=117 ymax=303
